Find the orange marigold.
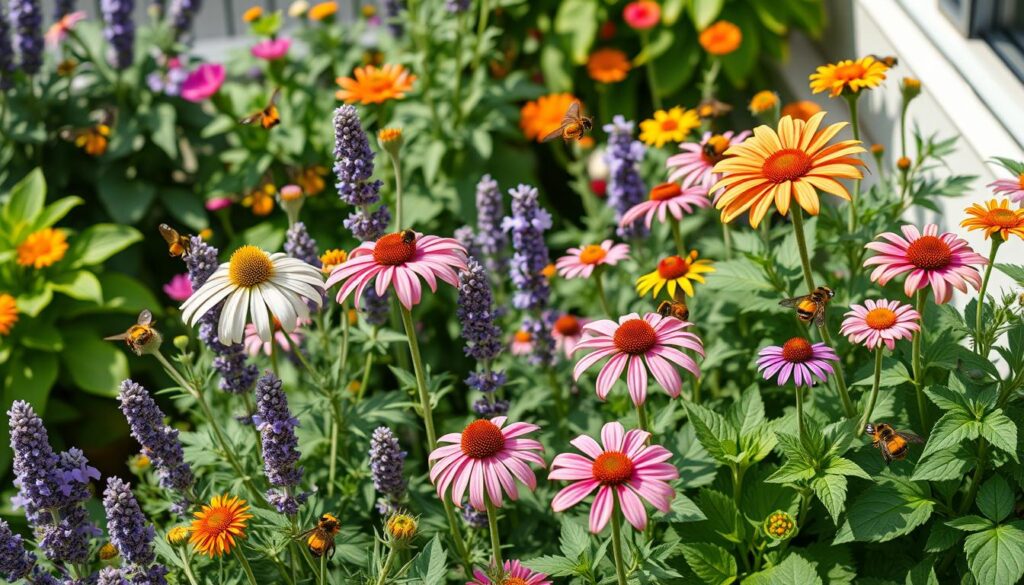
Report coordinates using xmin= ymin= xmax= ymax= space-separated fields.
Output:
xmin=336 ymin=64 xmax=417 ymax=105
xmin=17 ymin=228 xmax=68 ymax=269
xmin=189 ymin=494 xmax=253 ymax=557
xmin=961 ymin=199 xmax=1024 ymax=242
xmin=520 ymin=93 xmax=579 ymax=143
xmin=0 ymin=293 xmax=18 ymax=336
xmin=586 ymin=48 xmax=631 ymax=84
xmin=699 ymin=21 xmax=742 ymax=56
xmin=307 ymin=1 xmax=337 ymax=20
xmin=780 ymin=100 xmax=822 ymax=122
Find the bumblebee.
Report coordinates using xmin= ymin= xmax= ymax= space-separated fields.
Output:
xmin=700 ymin=135 xmax=731 ymax=165
xmin=239 ymin=87 xmax=281 ymax=129
xmin=401 ymin=229 xmax=416 ymax=244
xmin=865 ymin=422 xmax=923 ymax=464
xmin=779 ymin=286 xmax=834 ymax=327
xmin=657 ymin=298 xmax=689 ymax=321
xmin=541 ymin=101 xmax=593 ymax=143
xmin=869 ymin=54 xmax=899 ymax=68
xmin=299 ymin=513 xmax=341 ymax=558
xmin=158 ymin=223 xmax=192 ymax=257
xmin=105 ymin=310 xmax=162 ymax=356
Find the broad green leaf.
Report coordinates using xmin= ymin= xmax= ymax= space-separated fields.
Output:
xmin=60 ymin=330 xmax=129 ymax=396
xmin=553 ymin=0 xmax=598 ymax=64
xmin=20 ymin=321 xmax=62 ymax=352
xmin=704 ymin=259 xmax=775 ymax=292
xmin=684 ymin=402 xmax=738 ymax=464
xmin=947 ymin=515 xmax=995 ymax=532
xmin=720 ymin=4 xmax=760 ymax=87
xmin=905 ymin=558 xmax=940 ymax=585
xmin=834 ymin=478 xmax=934 ymax=544
xmin=666 ymin=493 xmax=707 ymax=523
xmin=911 ymin=444 xmax=975 ymax=482
xmin=689 ymin=0 xmax=724 ymax=29
xmin=97 ymin=167 xmax=156 ymax=224
xmin=32 ymin=196 xmax=83 ymax=231
xmin=824 ymin=455 xmax=871 ymax=480
xmin=50 ymin=270 xmax=103 ymax=303
xmin=964 ymin=522 xmax=1024 ymax=585
xmin=68 ymin=224 xmax=143 ymax=267
xmin=680 ymin=543 xmax=737 ymax=585
xmin=698 ymin=488 xmax=745 ymax=543
xmin=919 ymin=410 xmax=981 ymax=460
xmin=99 ymin=273 xmax=162 ymax=314
xmin=923 ymin=385 xmax=971 ymax=413
xmin=978 ymin=475 xmax=1014 ymax=523
xmin=524 ymin=554 xmax=577 ymax=577
xmin=663 ymin=0 xmax=685 ymax=25
xmin=925 ymin=521 xmax=962 ymax=552
xmin=150 ymin=103 xmax=179 ymax=159
xmin=409 ymin=535 xmax=447 ymax=585
xmin=730 ymin=383 xmax=765 ymax=438
xmin=159 ymin=188 xmax=209 ymax=231
xmin=980 ymin=411 xmax=1018 ymax=461
xmin=4 ymin=168 xmax=46 ymax=225
xmin=995 ymin=263 xmax=1024 ymax=284
xmin=559 ymin=519 xmax=590 ymax=560
xmin=811 ymin=473 xmax=848 ymax=521
xmin=765 ymin=459 xmax=815 ymax=484
xmin=744 ymin=552 xmax=823 ymax=585
xmin=17 ymin=285 xmax=53 ymax=317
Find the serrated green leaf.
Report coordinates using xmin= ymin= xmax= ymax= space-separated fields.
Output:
xmin=980 ymin=411 xmax=1018 ymax=461
xmin=744 ymin=552 xmax=823 ymax=585
xmin=923 ymin=385 xmax=972 ymax=413
xmin=911 ymin=444 xmax=975 ymax=482
xmin=905 ymin=558 xmax=939 ymax=585
xmin=824 ymin=455 xmax=871 ymax=480
xmin=730 ymin=383 xmax=765 ymax=438
xmin=964 ymin=522 xmax=1024 ymax=585
xmin=919 ymin=410 xmax=981 ymax=460
xmin=925 ymin=521 xmax=962 ymax=552
xmin=681 ymin=542 xmax=737 ymax=585
xmin=666 ymin=493 xmax=707 ymax=523
xmin=559 ymin=520 xmax=589 ymax=560
xmin=948 ymin=515 xmax=995 ymax=532
xmin=684 ymin=402 xmax=738 ymax=464
xmin=703 ymin=259 xmax=775 ymax=292
xmin=698 ymin=489 xmax=745 ymax=543
xmin=524 ymin=554 xmax=577 ymax=577
xmin=834 ymin=478 xmax=934 ymax=544
xmin=409 ymin=535 xmax=447 ymax=585
xmin=978 ymin=475 xmax=1015 ymax=523
xmin=811 ymin=473 xmax=848 ymax=521
xmin=995 ymin=264 xmax=1024 ymax=284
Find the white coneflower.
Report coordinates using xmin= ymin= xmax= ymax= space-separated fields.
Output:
xmin=181 ymin=245 xmax=324 ymax=344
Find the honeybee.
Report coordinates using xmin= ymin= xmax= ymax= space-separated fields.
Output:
xmin=105 ymin=310 xmax=162 ymax=356
xmin=158 ymin=224 xmax=192 ymax=258
xmin=869 ymin=54 xmax=899 ymax=68
xmin=541 ymin=101 xmax=593 ymax=143
xmin=239 ymin=87 xmax=281 ymax=129
xmin=400 ymin=229 xmax=416 ymax=244
xmin=779 ymin=286 xmax=834 ymax=327
xmin=865 ymin=422 xmax=923 ymax=463
xmin=299 ymin=513 xmax=341 ymax=558
xmin=657 ymin=298 xmax=689 ymax=321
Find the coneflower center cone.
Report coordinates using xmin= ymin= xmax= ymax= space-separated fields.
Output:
xmin=650 ymin=183 xmax=682 ymax=201
xmin=781 ymin=337 xmax=814 ymax=363
xmin=614 ymin=319 xmax=657 ymax=355
xmin=865 ymin=308 xmax=897 ymax=330
xmin=762 ymin=149 xmax=813 ymax=183
xmin=373 ymin=232 xmax=417 ymax=265
xmin=460 ymin=420 xmax=506 ymax=459
xmin=229 ymin=246 xmax=274 ymax=287
xmin=592 ymin=451 xmax=634 ymax=485
xmin=554 ymin=315 xmax=581 ymax=336
xmin=657 ymin=256 xmax=691 ymax=279
xmin=579 ymin=245 xmax=608 ymax=265
xmin=905 ymin=235 xmax=952 ymax=270
xmin=501 ymin=578 xmax=528 ymax=585
xmin=986 ymin=208 xmax=1019 ymax=227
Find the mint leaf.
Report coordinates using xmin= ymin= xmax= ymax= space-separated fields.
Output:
xmin=744 ymin=553 xmax=823 ymax=585
xmin=978 ymin=475 xmax=1015 ymax=523
xmin=681 ymin=543 xmax=737 ymax=585
xmin=948 ymin=515 xmax=995 ymax=532
xmin=834 ymin=478 xmax=934 ymax=544
xmin=980 ymin=411 xmax=1019 ymax=462
xmin=912 ymin=444 xmax=976 ymax=482
xmin=964 ymin=522 xmax=1024 ymax=585
xmin=919 ymin=411 xmax=981 ymax=460
xmin=685 ymin=403 xmax=739 ymax=464
xmin=811 ymin=473 xmax=848 ymax=522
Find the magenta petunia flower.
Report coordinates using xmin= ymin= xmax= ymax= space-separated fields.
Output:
xmin=181 ymin=64 xmax=226 ymax=103
xmin=468 ymin=560 xmax=551 ymax=585
xmin=555 ymin=240 xmax=630 ymax=279
xmin=205 ymin=197 xmax=233 ymax=211
xmin=163 ymin=273 xmax=193 ymax=301
xmin=573 ymin=312 xmax=703 ymax=406
xmin=326 ymin=231 xmax=468 ymax=310
xmin=550 ymin=422 xmax=678 ymax=533
xmin=552 ymin=314 xmax=589 ymax=358
xmin=989 ymin=173 xmax=1024 ymax=206
xmin=666 ymin=130 xmax=751 ymax=201
xmin=243 ymin=318 xmax=306 ymax=357
xmin=839 ymin=299 xmax=920 ymax=351
xmin=757 ymin=337 xmax=838 ymax=387
xmin=251 ymin=37 xmax=291 ymax=61
xmin=863 ymin=224 xmax=988 ymax=304
xmin=428 ymin=417 xmax=545 ymax=511
xmin=618 ymin=182 xmax=710 ymax=229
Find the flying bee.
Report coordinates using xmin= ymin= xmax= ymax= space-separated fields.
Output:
xmin=158 ymin=224 xmax=192 ymax=258
xmin=298 ymin=513 xmax=341 ymax=558
xmin=779 ymin=286 xmax=834 ymax=327
xmin=657 ymin=298 xmax=689 ymax=321
xmin=864 ymin=422 xmax=923 ymax=464
xmin=104 ymin=310 xmax=162 ymax=356
xmin=400 ymin=229 xmax=416 ymax=244
xmin=541 ymin=100 xmax=593 ymax=143
xmin=869 ymin=54 xmax=899 ymax=68
xmin=239 ymin=87 xmax=281 ymax=129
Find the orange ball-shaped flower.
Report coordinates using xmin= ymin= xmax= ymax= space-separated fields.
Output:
xmin=587 ymin=48 xmax=631 ymax=84
xmin=699 ymin=21 xmax=742 ymax=56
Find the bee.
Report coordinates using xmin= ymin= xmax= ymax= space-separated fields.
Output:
xmin=105 ymin=310 xmax=162 ymax=356
xmin=541 ymin=100 xmax=593 ymax=143
xmin=869 ymin=54 xmax=899 ymax=68
xmin=864 ymin=422 xmax=923 ymax=464
xmin=700 ymin=135 xmax=731 ymax=164
xmin=696 ymin=98 xmax=732 ymax=119
xmin=239 ymin=87 xmax=282 ymax=129
xmin=298 ymin=513 xmax=341 ymax=558
xmin=779 ymin=286 xmax=834 ymax=327
xmin=61 ymin=110 xmax=114 ymax=156
xmin=158 ymin=224 xmax=192 ymax=258
xmin=400 ymin=229 xmax=416 ymax=244
xmin=657 ymin=298 xmax=689 ymax=321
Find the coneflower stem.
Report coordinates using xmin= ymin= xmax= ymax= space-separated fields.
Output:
xmin=670 ymin=218 xmax=685 ymax=256
xmin=636 ymin=401 xmax=650 ymax=434
xmin=320 ymin=550 xmax=328 ymax=585
xmin=911 ymin=289 xmax=930 ymax=431
xmin=234 ymin=546 xmax=259 ymax=585
xmin=374 ymin=546 xmax=397 ymax=585
xmin=843 ymin=94 xmax=862 ymax=234
xmin=859 ymin=347 xmax=884 ymax=432
xmin=610 ymin=493 xmax=629 ymax=585
xmin=179 ymin=549 xmax=201 ymax=585
xmin=974 ymin=239 xmax=1002 ymax=355
xmin=485 ymin=496 xmax=503 ymax=567
xmin=595 ymin=269 xmax=614 ymax=317
xmin=795 ymin=385 xmax=806 ymax=443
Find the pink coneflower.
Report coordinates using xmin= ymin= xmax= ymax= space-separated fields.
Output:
xmin=550 ymin=422 xmax=677 ymax=533
xmin=510 ymin=329 xmax=533 ymax=356
xmin=573 ymin=312 xmax=703 ymax=406
xmin=839 ymin=299 xmax=920 ymax=351
xmin=428 ymin=417 xmax=545 ymax=511
xmin=46 ymin=11 xmax=86 ymax=46
xmin=242 ymin=319 xmax=306 ymax=357
xmin=756 ymin=337 xmax=837 ymax=387
xmin=619 ymin=183 xmax=710 ymax=229
xmin=181 ymin=64 xmax=226 ymax=102
xmin=552 ymin=314 xmax=589 ymax=358
xmin=251 ymin=37 xmax=291 ymax=61
xmin=163 ymin=273 xmax=193 ymax=301
xmin=555 ymin=240 xmax=630 ymax=279
xmin=666 ymin=130 xmax=751 ymax=201
xmin=205 ymin=197 xmax=233 ymax=211
xmin=468 ymin=560 xmax=551 ymax=585
xmin=989 ymin=172 xmax=1024 ymax=205
xmin=863 ymin=224 xmax=988 ymax=304
xmin=326 ymin=231 xmax=468 ymax=310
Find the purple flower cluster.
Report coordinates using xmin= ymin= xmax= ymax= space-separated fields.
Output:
xmin=603 ymin=116 xmax=648 ymax=239
xmin=117 ymin=380 xmax=193 ymax=512
xmin=98 ymin=567 xmax=129 ymax=585
xmin=360 ymin=287 xmax=390 ymax=326
xmin=103 ymin=477 xmax=167 ymax=585
xmin=368 ymin=427 xmax=406 ymax=514
xmin=10 ymin=0 xmax=42 ymax=75
xmin=184 ymin=237 xmax=259 ymax=394
xmin=101 ymin=0 xmax=135 ymax=70
xmin=343 ymin=206 xmax=391 ymax=242
xmin=454 ymin=226 xmax=481 ymax=262
xmin=333 ymin=105 xmax=389 ymax=241
xmin=461 ymin=503 xmax=487 ymax=528
xmin=254 ymin=372 xmax=307 ymax=515
xmin=524 ymin=311 xmax=556 ymax=368
xmin=457 ymin=259 xmax=503 ymax=361
xmin=0 ymin=4 xmax=15 ymax=90
xmin=475 ymin=175 xmax=508 ymax=277
xmin=168 ymin=0 xmax=201 ymax=42
xmin=285 ymin=221 xmax=322 ymax=268
xmin=502 ymin=184 xmax=551 ymax=310
xmin=145 ymin=63 xmax=187 ymax=96
xmin=445 ymin=0 xmax=470 ymax=13
xmin=0 ymin=519 xmax=35 ymax=582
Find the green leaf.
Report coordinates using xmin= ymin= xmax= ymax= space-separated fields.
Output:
xmin=32 ymin=196 xmax=83 ymax=231
xmin=680 ymin=542 xmax=737 ymax=585
xmin=964 ymin=522 xmax=1024 ymax=585
xmin=97 ymin=167 xmax=156 ymax=224
xmin=99 ymin=273 xmax=161 ymax=314
xmin=980 ymin=411 xmax=1019 ymax=461
xmin=729 ymin=383 xmax=765 ymax=438
xmin=20 ymin=321 xmax=62 ymax=352
xmin=744 ymin=553 xmax=823 ymax=585
xmin=689 ymin=0 xmax=724 ymax=29
xmin=684 ymin=402 xmax=738 ymax=464
xmin=704 ymin=259 xmax=775 ymax=292
xmin=923 ymin=385 xmax=971 ymax=413
xmin=4 ymin=168 xmax=46 ymax=225
xmin=559 ymin=520 xmax=590 ymax=560
xmin=947 ymin=515 xmax=995 ymax=532
xmin=823 ymin=455 xmax=872 ymax=480
xmin=159 ymin=188 xmax=209 ymax=231
xmin=409 ymin=535 xmax=447 ymax=585
xmin=553 ymin=0 xmax=597 ymax=64
xmin=698 ymin=488 xmax=745 ymax=543
xmin=905 ymin=558 xmax=940 ymax=585
xmin=834 ymin=477 xmax=935 ymax=544
xmin=60 ymin=329 xmax=129 ymax=396
xmin=811 ymin=473 xmax=848 ymax=522
xmin=925 ymin=521 xmax=962 ymax=552
xmin=149 ymin=103 xmax=179 ymax=159
xmin=978 ymin=475 xmax=1015 ymax=523
xmin=524 ymin=554 xmax=577 ymax=577
xmin=995 ymin=264 xmax=1024 ymax=284
xmin=666 ymin=493 xmax=707 ymax=523
xmin=919 ymin=410 xmax=981 ymax=460
xmin=50 ymin=270 xmax=103 ymax=303
xmin=68 ymin=224 xmax=143 ymax=267
xmin=911 ymin=444 xmax=975 ymax=482
xmin=17 ymin=285 xmax=53 ymax=317
xmin=720 ymin=4 xmax=760 ymax=87
xmin=663 ymin=0 xmax=685 ymax=25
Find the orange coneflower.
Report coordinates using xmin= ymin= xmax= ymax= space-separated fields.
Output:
xmin=586 ymin=48 xmax=631 ymax=84
xmin=961 ymin=199 xmax=1024 ymax=242
xmin=748 ymin=91 xmax=779 ymax=116
xmin=307 ymin=1 xmax=337 ymax=20
xmin=780 ymin=100 xmax=821 ymax=122
xmin=519 ymin=93 xmax=578 ymax=143
xmin=335 ymin=64 xmax=417 ymax=105
xmin=0 ymin=293 xmax=18 ymax=336
xmin=189 ymin=494 xmax=253 ymax=557
xmin=699 ymin=21 xmax=742 ymax=56
xmin=17 ymin=228 xmax=69 ymax=269
xmin=809 ymin=56 xmax=889 ymax=98
xmin=712 ymin=112 xmax=865 ymax=228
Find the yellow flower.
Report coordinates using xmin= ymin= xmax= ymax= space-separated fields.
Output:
xmin=167 ymin=526 xmax=190 ymax=545
xmin=636 ymin=252 xmax=715 ymax=298
xmin=809 ymin=56 xmax=889 ymax=98
xmin=242 ymin=184 xmax=275 ymax=216
xmin=586 ymin=48 xmax=631 ymax=84
xmin=320 ymin=248 xmax=348 ymax=274
xmin=307 ymin=1 xmax=337 ymax=20
xmin=961 ymin=199 xmax=1024 ymax=242
xmin=0 ymin=293 xmax=18 ymax=336
xmin=386 ymin=513 xmax=417 ymax=541
xmin=99 ymin=543 xmax=118 ymax=561
xmin=242 ymin=6 xmax=263 ymax=22
xmin=639 ymin=106 xmax=700 ymax=148
xmin=699 ymin=20 xmax=742 ymax=56
xmin=189 ymin=494 xmax=253 ymax=557
xmin=335 ymin=64 xmax=417 ymax=105
xmin=712 ymin=112 xmax=865 ymax=227
xmin=17 ymin=228 xmax=68 ymax=268
xmin=748 ymin=91 xmax=779 ymax=115
xmin=520 ymin=93 xmax=579 ymax=143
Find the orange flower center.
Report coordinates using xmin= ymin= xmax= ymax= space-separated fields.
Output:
xmin=204 ymin=510 xmax=233 ymax=532
xmin=579 ymin=245 xmax=608 ymax=265
xmin=986 ymin=208 xmax=1020 ymax=228
xmin=514 ymin=330 xmax=532 ymax=343
xmin=613 ymin=319 xmax=657 ymax=355
xmin=762 ymin=149 xmax=813 ymax=183
xmin=833 ymin=62 xmax=866 ymax=81
xmin=657 ymin=255 xmax=691 ymax=279
xmin=650 ymin=183 xmax=682 ymax=201
xmin=228 ymin=246 xmax=274 ymax=288
xmin=501 ymin=578 xmax=528 ymax=585
xmin=554 ymin=315 xmax=581 ymax=336
xmin=1017 ymin=172 xmax=1024 ymax=189
xmin=781 ymin=337 xmax=813 ymax=363
xmin=460 ymin=419 xmax=506 ymax=459
xmin=865 ymin=307 xmax=897 ymax=330
xmin=701 ymin=135 xmax=730 ymax=164
xmin=905 ymin=235 xmax=952 ymax=270
xmin=373 ymin=232 xmax=416 ymax=265
xmin=592 ymin=451 xmax=634 ymax=485
xmin=660 ymin=119 xmax=679 ymax=132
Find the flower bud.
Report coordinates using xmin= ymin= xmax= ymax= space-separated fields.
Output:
xmin=278 ymin=184 xmax=305 ymax=225
xmin=167 ymin=526 xmax=190 ymax=545
xmin=763 ymin=510 xmax=796 ymax=541
xmin=386 ymin=512 xmax=417 ymax=543
xmin=173 ymin=335 xmax=189 ymax=351
xmin=897 ymin=156 xmax=911 ymax=171
xmin=901 ymin=77 xmax=922 ymax=102
xmin=378 ymin=128 xmax=404 ymax=158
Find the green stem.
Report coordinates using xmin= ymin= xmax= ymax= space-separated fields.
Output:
xmin=486 ymin=496 xmax=503 ymax=567
xmin=898 ymin=102 xmax=911 ymax=205
xmin=233 ymin=545 xmax=260 ymax=585
xmin=636 ymin=401 xmax=650 ymax=434
xmin=389 ymin=151 xmax=404 ymax=230
xmin=843 ymin=94 xmax=862 ymax=233
xmin=610 ymin=493 xmax=629 ymax=585
xmin=178 ymin=548 xmax=201 ymax=585
xmin=795 ymin=385 xmax=806 ymax=444
xmin=374 ymin=545 xmax=397 ymax=585
xmin=670 ymin=218 xmax=685 ymax=256
xmin=471 ymin=0 xmax=491 ymax=73
xmin=958 ymin=441 xmax=989 ymax=515
xmin=451 ymin=12 xmax=468 ymax=128
xmin=859 ymin=347 xmax=884 ymax=432
xmin=548 ymin=368 xmax=567 ymax=441
xmin=911 ymin=289 xmax=930 ymax=431
xmin=321 ymin=549 xmax=328 ymax=585
xmin=595 ymin=269 xmax=614 ymax=317
xmin=358 ymin=349 xmax=376 ymax=402
xmin=731 ymin=465 xmax=745 ymax=504
xmin=722 ymin=222 xmax=733 ymax=260
xmin=640 ymin=30 xmax=662 ymax=110
xmin=974 ymin=239 xmax=1001 ymax=355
